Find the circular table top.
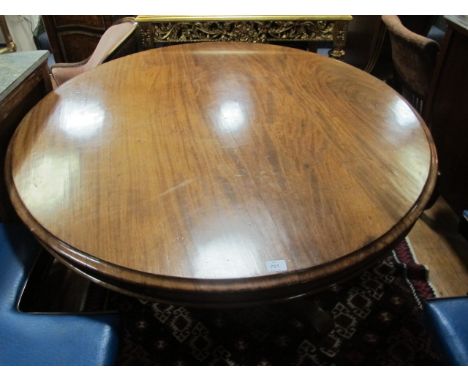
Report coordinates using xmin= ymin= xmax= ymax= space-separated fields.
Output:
xmin=7 ymin=42 xmax=437 ymax=305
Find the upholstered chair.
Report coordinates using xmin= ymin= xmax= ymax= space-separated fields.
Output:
xmin=382 ymin=15 xmax=440 ymax=114
xmin=0 ymin=223 xmax=120 ymax=365
xmin=382 ymin=16 xmax=442 ymax=209
xmin=424 ymin=297 xmax=468 ymax=365
xmin=50 ymin=18 xmax=138 ymax=88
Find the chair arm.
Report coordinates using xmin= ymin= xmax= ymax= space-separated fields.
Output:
xmin=50 ymin=59 xmax=89 ymax=88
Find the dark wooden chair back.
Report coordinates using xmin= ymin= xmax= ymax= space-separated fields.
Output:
xmin=382 ymin=15 xmax=439 ymax=113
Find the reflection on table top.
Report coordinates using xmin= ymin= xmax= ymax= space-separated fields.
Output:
xmin=7 ymin=42 xmax=437 ymax=305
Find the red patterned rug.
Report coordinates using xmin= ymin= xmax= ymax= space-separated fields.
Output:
xmin=116 ymin=239 xmax=443 ymax=365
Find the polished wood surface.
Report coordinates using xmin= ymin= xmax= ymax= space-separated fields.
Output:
xmin=6 ymin=42 xmax=437 ymax=305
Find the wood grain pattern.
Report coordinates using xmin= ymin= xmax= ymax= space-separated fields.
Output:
xmin=6 ymin=42 xmax=437 ymax=305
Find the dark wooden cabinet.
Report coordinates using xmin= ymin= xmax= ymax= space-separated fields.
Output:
xmin=424 ymin=16 xmax=468 ymax=215
xmin=42 ymin=16 xmax=116 ymax=63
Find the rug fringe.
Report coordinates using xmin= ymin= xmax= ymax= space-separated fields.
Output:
xmin=393 ymin=238 xmax=437 ymax=304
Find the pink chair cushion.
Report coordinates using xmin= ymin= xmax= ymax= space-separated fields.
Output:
xmin=51 ymin=21 xmax=136 ymax=87
xmin=51 ymin=65 xmax=85 ymax=88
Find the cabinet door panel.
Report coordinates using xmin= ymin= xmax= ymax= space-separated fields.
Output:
xmin=43 ymin=16 xmax=114 ymax=63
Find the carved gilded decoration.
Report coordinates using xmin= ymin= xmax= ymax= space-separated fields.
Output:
xmin=0 ymin=16 xmax=16 ymax=54
xmin=136 ymin=16 xmax=351 ymax=58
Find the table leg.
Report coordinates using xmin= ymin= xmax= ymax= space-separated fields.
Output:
xmin=329 ymin=21 xmax=347 ymax=59
xmin=287 ymin=297 xmax=335 ymax=335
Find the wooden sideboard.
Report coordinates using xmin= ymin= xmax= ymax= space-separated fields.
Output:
xmin=424 ymin=16 xmax=468 ymax=216
xmin=0 ymin=51 xmax=51 ymax=221
xmin=43 ymin=15 xmax=413 ymax=69
xmin=42 ymin=15 xmax=353 ymax=63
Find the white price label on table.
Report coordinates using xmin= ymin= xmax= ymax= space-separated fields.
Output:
xmin=266 ymin=260 xmax=287 ymax=273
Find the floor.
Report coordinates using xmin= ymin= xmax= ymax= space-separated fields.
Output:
xmin=408 ymin=197 xmax=468 ymax=297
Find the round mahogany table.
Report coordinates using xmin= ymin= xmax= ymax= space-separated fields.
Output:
xmin=6 ymin=42 xmax=437 ymax=306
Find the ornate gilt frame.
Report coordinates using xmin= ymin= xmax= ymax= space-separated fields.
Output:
xmin=136 ymin=15 xmax=352 ymax=58
xmin=0 ymin=16 xmax=16 ymax=54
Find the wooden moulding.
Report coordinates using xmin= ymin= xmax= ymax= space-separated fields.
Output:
xmin=6 ymin=43 xmax=437 ymax=307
